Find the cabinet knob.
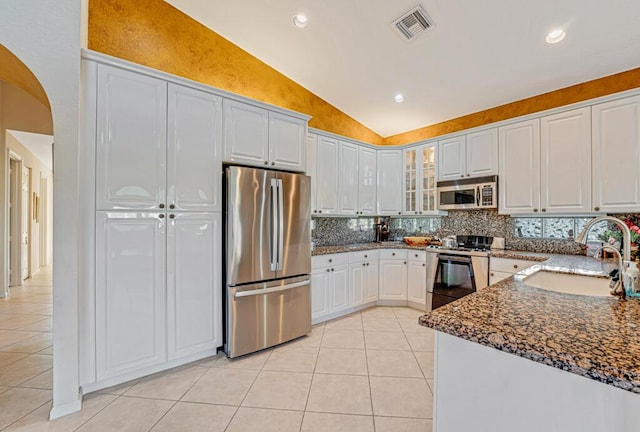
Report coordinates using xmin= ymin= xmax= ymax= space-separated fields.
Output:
xmin=329 ymin=259 xmax=332 ymax=263
xmin=415 ymin=254 xmax=418 ymax=257
xmin=490 ymin=272 xmax=494 ymax=276
xmin=366 ymin=263 xmax=370 ymax=266
xmin=467 ymin=174 xmax=470 ymax=177
xmin=319 ymin=210 xmax=322 ymax=214
xmin=326 ymin=269 xmax=330 ymax=273
xmin=422 ymin=263 xmax=426 ymax=267
xmin=169 ymin=204 xmax=175 ymax=209
xmin=541 ymin=208 xmax=546 ymax=213
xmin=169 ymin=214 xmax=175 ymax=219
xmin=404 ymin=261 xmax=407 ymax=264
xmin=398 ymin=212 xmax=401 ymax=215
xmin=264 ymin=161 xmax=268 ymax=165
xmin=271 ymin=162 xmax=275 ymax=166
xmin=364 ymin=255 xmax=368 ymax=258
xmin=363 ymin=263 xmax=366 ymax=267
xmin=594 ymin=206 xmax=600 ymax=211
xmin=513 ymin=265 xmax=518 ymax=269
xmin=533 ymin=208 xmax=538 ymax=213
xmin=392 ymin=253 xmax=395 ymax=256
xmin=159 ymin=204 xmax=165 ymax=209
xmin=159 ymin=214 xmax=165 ymax=219
xmin=331 ymin=268 xmax=334 ymax=272
xmin=460 ymin=174 xmax=464 ymax=178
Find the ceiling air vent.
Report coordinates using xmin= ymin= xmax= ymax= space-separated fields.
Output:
xmin=393 ymin=5 xmax=434 ymax=41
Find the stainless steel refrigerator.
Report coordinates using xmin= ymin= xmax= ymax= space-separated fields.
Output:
xmin=224 ymin=165 xmax=312 ymax=358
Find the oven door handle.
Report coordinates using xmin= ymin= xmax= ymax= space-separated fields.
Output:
xmin=438 ymin=254 xmax=473 ymax=264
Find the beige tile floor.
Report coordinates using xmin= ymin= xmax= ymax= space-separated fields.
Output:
xmin=0 ymin=270 xmax=435 ymax=431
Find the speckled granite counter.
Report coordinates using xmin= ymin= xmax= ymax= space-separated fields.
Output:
xmin=420 ymin=253 xmax=640 ymax=394
xmin=312 ymin=242 xmax=426 ymax=255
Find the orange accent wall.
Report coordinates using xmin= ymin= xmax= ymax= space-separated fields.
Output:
xmin=0 ymin=45 xmax=50 ymax=109
xmin=383 ymin=67 xmax=640 ymax=145
xmin=87 ymin=0 xmax=384 ymax=145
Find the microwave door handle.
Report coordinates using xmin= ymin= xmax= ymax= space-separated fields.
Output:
xmin=476 ymin=186 xmax=480 ymax=207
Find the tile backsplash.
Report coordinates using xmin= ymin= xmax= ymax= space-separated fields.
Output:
xmin=312 ymin=210 xmax=586 ymax=255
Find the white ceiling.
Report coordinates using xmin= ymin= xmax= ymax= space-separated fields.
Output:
xmin=166 ymin=0 xmax=640 ymax=137
xmin=7 ymin=130 xmax=53 ymax=170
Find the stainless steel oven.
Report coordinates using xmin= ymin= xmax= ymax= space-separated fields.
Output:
xmin=426 ymin=236 xmax=491 ymax=311
xmin=437 ymin=175 xmax=497 ymax=210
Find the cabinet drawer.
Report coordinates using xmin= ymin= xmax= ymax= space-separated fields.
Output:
xmin=379 ymin=249 xmax=408 ymax=260
xmin=349 ymin=250 xmax=379 ymax=263
xmin=490 ymin=258 xmax=536 ymax=273
xmin=312 ymin=253 xmax=349 ymax=269
xmin=407 ymin=250 xmax=426 ymax=262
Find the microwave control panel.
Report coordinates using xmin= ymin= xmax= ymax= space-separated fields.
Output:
xmin=481 ymin=185 xmax=494 ymax=206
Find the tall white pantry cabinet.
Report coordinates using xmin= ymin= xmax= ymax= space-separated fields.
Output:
xmin=86 ymin=60 xmax=224 ymax=387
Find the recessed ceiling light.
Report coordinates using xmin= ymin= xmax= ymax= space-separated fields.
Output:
xmin=394 ymin=94 xmax=405 ymax=103
xmin=545 ymin=29 xmax=566 ymax=44
xmin=293 ymin=14 xmax=308 ymax=28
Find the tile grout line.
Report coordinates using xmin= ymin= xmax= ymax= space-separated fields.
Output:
xmin=70 ymin=392 xmax=124 ymax=432
xmin=299 ymin=322 xmax=326 ymax=431
xmin=360 ymin=311 xmax=377 ymax=432
xmin=1 ymin=396 xmax=53 ymax=431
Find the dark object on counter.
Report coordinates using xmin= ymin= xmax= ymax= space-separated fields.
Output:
xmin=375 ymin=221 xmax=390 ymax=242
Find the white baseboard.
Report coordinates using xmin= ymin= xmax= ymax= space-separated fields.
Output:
xmin=49 ymin=398 xmax=82 ymax=420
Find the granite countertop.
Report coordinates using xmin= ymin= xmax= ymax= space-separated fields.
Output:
xmin=419 ymin=253 xmax=640 ymax=394
xmin=312 ymin=242 xmax=427 ymax=255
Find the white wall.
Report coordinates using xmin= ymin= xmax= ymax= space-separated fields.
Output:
xmin=0 ymin=0 xmax=85 ymax=419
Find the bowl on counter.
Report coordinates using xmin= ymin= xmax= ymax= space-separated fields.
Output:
xmin=403 ymin=236 xmax=432 ymax=246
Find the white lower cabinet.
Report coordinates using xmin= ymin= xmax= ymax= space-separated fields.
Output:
xmin=96 ymin=211 xmax=222 ymax=382
xmin=330 ymin=264 xmax=349 ymax=312
xmin=167 ymin=213 xmax=222 ymax=360
xmin=310 ymin=261 xmax=349 ymax=323
xmin=379 ymin=250 xmax=408 ymax=301
xmin=407 ymin=258 xmax=427 ymax=304
xmin=365 ymin=261 xmax=379 ymax=303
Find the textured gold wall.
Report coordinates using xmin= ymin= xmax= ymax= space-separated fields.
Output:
xmin=88 ymin=0 xmax=640 ymax=146
xmin=0 ymin=45 xmax=50 ymax=109
xmin=88 ymin=0 xmax=384 ymax=145
xmin=383 ymin=67 xmax=640 ymax=145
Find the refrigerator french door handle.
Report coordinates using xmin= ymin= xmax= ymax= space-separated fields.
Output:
xmin=270 ymin=178 xmax=278 ymax=271
xmin=277 ymin=178 xmax=284 ymax=271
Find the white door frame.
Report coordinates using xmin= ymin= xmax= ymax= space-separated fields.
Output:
xmin=7 ymin=150 xmax=23 ymax=291
xmin=40 ymin=175 xmax=48 ymax=267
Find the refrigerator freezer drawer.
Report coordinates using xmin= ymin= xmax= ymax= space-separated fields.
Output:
xmin=226 ymin=277 xmax=311 ymax=358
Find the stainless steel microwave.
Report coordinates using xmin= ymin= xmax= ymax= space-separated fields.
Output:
xmin=437 ymin=175 xmax=497 ymax=210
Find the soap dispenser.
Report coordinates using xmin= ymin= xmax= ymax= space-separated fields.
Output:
xmin=624 ymin=260 xmax=640 ymax=297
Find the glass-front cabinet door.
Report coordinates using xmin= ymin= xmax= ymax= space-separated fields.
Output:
xmin=403 ymin=143 xmax=439 ymax=215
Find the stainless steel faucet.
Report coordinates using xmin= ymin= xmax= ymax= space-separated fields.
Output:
xmin=593 ymin=245 xmax=625 ymax=299
xmin=577 ymin=216 xmax=632 ymax=299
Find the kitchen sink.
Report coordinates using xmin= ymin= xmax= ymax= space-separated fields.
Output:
xmin=522 ymin=271 xmax=612 ymax=297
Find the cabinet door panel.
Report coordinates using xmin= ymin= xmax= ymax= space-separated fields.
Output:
xmin=438 ymin=136 xmax=466 ymax=180
xmin=269 ymin=112 xmax=306 ymax=172
xmin=379 ymin=260 xmax=408 ymax=300
xmin=498 ymin=119 xmax=541 ymax=214
xmin=358 ymin=147 xmax=377 ymax=214
xmin=311 ymin=270 xmax=331 ymax=321
xmin=223 ymin=99 xmax=269 ymax=166
xmin=350 ymin=262 xmax=366 ymax=307
xmin=316 ymin=136 xmax=339 ymax=214
xmin=541 ymin=108 xmax=591 ymax=213
xmin=377 ymin=150 xmax=403 ymax=215
xmin=331 ymin=264 xmax=349 ymax=312
xmin=96 ymin=212 xmax=166 ymax=379
xmin=96 ymin=64 xmax=167 ymax=210
xmin=421 ymin=144 xmax=438 ymax=214
xmin=339 ymin=141 xmax=359 ymax=214
xmin=466 ymin=128 xmax=498 ymax=177
xmin=407 ymin=260 xmax=427 ymax=304
xmin=403 ymin=148 xmax=418 ymax=214
xmin=365 ymin=262 xmax=379 ymax=303
xmin=307 ymin=134 xmax=318 ymax=214
xmin=167 ymin=213 xmax=221 ymax=360
xmin=592 ymin=96 xmax=640 ymax=212
xmin=167 ymin=84 xmax=222 ymax=212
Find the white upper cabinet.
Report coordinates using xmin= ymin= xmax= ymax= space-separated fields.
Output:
xmin=377 ymin=149 xmax=403 ymax=215
xmin=167 ymin=213 xmax=221 ymax=360
xmin=438 ymin=136 xmax=466 ymax=180
xmin=96 ymin=64 xmax=167 ymax=210
xmin=438 ymin=129 xmax=498 ymax=180
xmin=466 ymin=128 xmax=498 ymax=178
xmin=338 ymin=141 xmax=359 ymax=214
xmin=540 ymin=107 xmax=591 ymax=214
xmin=269 ymin=111 xmax=306 ymax=171
xmin=223 ymin=99 xmax=306 ymax=171
xmin=223 ymin=99 xmax=269 ymax=167
xmin=403 ymin=143 xmax=438 ymax=215
xmin=499 ymin=119 xmax=541 ymax=214
xmin=358 ymin=146 xmax=377 ymax=215
xmin=167 ymin=84 xmax=223 ymax=212
xmin=316 ymin=135 xmax=340 ymax=215
xmin=306 ymin=133 xmax=318 ymax=214
xmin=592 ymin=96 xmax=640 ymax=213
